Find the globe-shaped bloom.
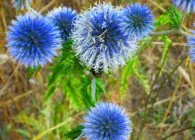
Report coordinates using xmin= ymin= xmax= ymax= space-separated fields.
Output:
xmin=6 ymin=13 xmax=62 ymax=67
xmin=187 ymin=30 xmax=195 ymax=62
xmin=119 ymin=3 xmax=154 ymax=39
xmin=172 ymin=0 xmax=195 ymax=13
xmin=47 ymin=7 xmax=77 ymax=42
xmin=12 ymin=0 xmax=32 ymax=10
xmin=83 ymin=102 xmax=132 ymax=140
xmin=71 ymin=3 xmax=138 ymax=72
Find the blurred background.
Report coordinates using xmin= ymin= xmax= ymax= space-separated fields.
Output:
xmin=0 ymin=0 xmax=195 ymax=140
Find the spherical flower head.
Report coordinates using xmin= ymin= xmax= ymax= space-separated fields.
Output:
xmin=12 ymin=0 xmax=32 ymax=10
xmin=83 ymin=102 xmax=132 ymax=140
xmin=187 ymin=30 xmax=195 ymax=62
xmin=71 ymin=3 xmax=138 ymax=72
xmin=6 ymin=13 xmax=62 ymax=68
xmin=47 ymin=7 xmax=77 ymax=42
xmin=172 ymin=0 xmax=195 ymax=13
xmin=119 ymin=3 xmax=154 ymax=39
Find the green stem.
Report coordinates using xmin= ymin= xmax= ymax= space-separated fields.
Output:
xmin=179 ymin=12 xmax=187 ymax=29
xmin=91 ymin=78 xmax=96 ymax=102
xmin=151 ymin=29 xmax=195 ymax=37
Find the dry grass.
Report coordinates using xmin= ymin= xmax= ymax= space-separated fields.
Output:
xmin=0 ymin=0 xmax=195 ymax=140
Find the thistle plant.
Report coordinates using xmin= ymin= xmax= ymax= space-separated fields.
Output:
xmin=4 ymin=0 xmax=195 ymax=140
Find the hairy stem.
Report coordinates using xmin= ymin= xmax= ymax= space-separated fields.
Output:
xmin=91 ymin=78 xmax=96 ymax=102
xmin=151 ymin=29 xmax=195 ymax=37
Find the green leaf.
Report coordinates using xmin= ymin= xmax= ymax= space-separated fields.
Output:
xmin=62 ymin=77 xmax=84 ymax=110
xmin=120 ymin=56 xmax=138 ymax=97
xmin=27 ymin=66 xmax=41 ymax=79
xmin=14 ymin=111 xmax=44 ymax=132
xmin=64 ymin=125 xmax=84 ymax=139
xmin=154 ymin=5 xmax=182 ymax=29
xmin=135 ymin=70 xmax=150 ymax=95
xmin=155 ymin=14 xmax=170 ymax=27
xmin=168 ymin=6 xmax=182 ymax=29
xmin=16 ymin=129 xmax=31 ymax=138
xmin=45 ymin=85 xmax=56 ymax=101
xmin=159 ymin=36 xmax=172 ymax=76
xmin=45 ymin=39 xmax=102 ymax=110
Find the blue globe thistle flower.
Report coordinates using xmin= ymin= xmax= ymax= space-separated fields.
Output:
xmin=6 ymin=13 xmax=62 ymax=67
xmin=187 ymin=31 xmax=195 ymax=62
xmin=12 ymin=0 xmax=32 ymax=10
xmin=119 ymin=3 xmax=154 ymax=39
xmin=83 ymin=102 xmax=132 ymax=140
xmin=47 ymin=7 xmax=77 ymax=42
xmin=71 ymin=3 xmax=138 ymax=72
xmin=172 ymin=0 xmax=195 ymax=13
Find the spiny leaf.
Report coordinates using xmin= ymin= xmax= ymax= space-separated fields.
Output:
xmin=45 ymin=39 xmax=102 ymax=110
xmin=135 ymin=70 xmax=150 ymax=95
xmin=120 ymin=56 xmax=138 ymax=97
xmin=168 ymin=5 xmax=182 ymax=29
xmin=64 ymin=125 xmax=84 ymax=139
xmin=159 ymin=36 xmax=172 ymax=76
xmin=14 ymin=112 xmax=45 ymax=132
xmin=62 ymin=77 xmax=84 ymax=110
xmin=155 ymin=14 xmax=170 ymax=27
xmin=154 ymin=5 xmax=182 ymax=29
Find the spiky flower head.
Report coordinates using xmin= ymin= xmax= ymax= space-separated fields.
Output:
xmin=172 ymin=0 xmax=195 ymax=13
xmin=12 ymin=0 xmax=32 ymax=10
xmin=119 ymin=3 xmax=154 ymax=39
xmin=71 ymin=3 xmax=138 ymax=72
xmin=83 ymin=102 xmax=132 ymax=140
xmin=187 ymin=30 xmax=195 ymax=62
xmin=6 ymin=13 xmax=62 ymax=67
xmin=47 ymin=7 xmax=77 ymax=42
